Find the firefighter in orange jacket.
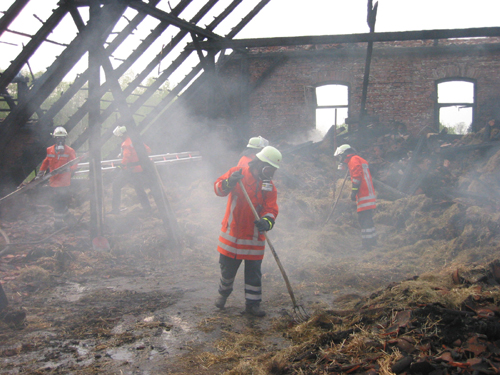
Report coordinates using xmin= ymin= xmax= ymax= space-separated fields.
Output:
xmin=111 ymin=126 xmax=152 ymax=214
xmin=335 ymin=144 xmax=377 ymax=250
xmin=214 ymin=146 xmax=282 ymax=317
xmin=237 ymin=136 xmax=269 ymax=167
xmin=36 ymin=127 xmax=78 ymax=228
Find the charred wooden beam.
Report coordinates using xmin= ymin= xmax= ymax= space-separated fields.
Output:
xmin=228 ymin=0 xmax=270 ymax=37
xmin=72 ymin=0 xmax=227 ymax=151
xmin=77 ymin=0 xmax=267 ymax=158
xmin=0 ymin=0 xmax=30 ymax=37
xmin=60 ymin=13 xmax=169 ymax=134
xmin=37 ymin=0 xmax=166 ymax=132
xmin=119 ymin=0 xmax=225 ymax=41
xmin=188 ymin=27 xmax=500 ymax=50
xmin=138 ymin=0 xmax=272 ymax=145
xmin=360 ymin=0 xmax=378 ymax=120
xmin=0 ymin=3 xmax=125 ymax=155
xmin=3 ymin=28 xmax=68 ymax=47
xmin=96 ymin=42 xmax=182 ymax=247
xmin=0 ymin=4 xmax=68 ymax=94
xmin=88 ymin=0 xmax=104 ymax=240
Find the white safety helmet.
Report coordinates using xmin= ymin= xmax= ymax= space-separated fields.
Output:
xmin=113 ymin=126 xmax=127 ymax=137
xmin=334 ymin=144 xmax=353 ymax=157
xmin=247 ymin=136 xmax=269 ymax=149
xmin=52 ymin=126 xmax=68 ymax=138
xmin=256 ymin=146 xmax=282 ymax=169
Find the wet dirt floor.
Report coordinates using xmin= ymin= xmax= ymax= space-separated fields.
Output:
xmin=0 ymin=162 xmax=479 ymax=374
xmin=0 ymin=225 xmax=405 ymax=374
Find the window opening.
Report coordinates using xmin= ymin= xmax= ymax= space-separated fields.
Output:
xmin=437 ymin=80 xmax=474 ymax=134
xmin=315 ymin=84 xmax=348 ymax=136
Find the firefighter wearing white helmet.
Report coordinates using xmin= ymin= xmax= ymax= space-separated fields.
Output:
xmin=335 ymin=144 xmax=377 ymax=251
xmin=213 ymin=145 xmax=282 ymax=317
xmin=113 ymin=125 xmax=127 ymax=137
xmin=37 ymin=126 xmax=77 ymax=228
xmin=237 ymin=136 xmax=270 ymax=167
xmin=247 ymin=136 xmax=269 ymax=149
xmin=52 ymin=126 xmax=68 ymax=138
xmin=110 ymin=124 xmax=152 ymax=214
xmin=334 ymin=143 xmax=353 ymax=157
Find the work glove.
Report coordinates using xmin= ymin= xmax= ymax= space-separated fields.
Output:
xmin=222 ymin=169 xmax=243 ymax=191
xmin=254 ymin=216 xmax=274 ymax=232
xmin=350 ymin=188 xmax=358 ymax=201
xmin=34 ymin=170 xmax=46 ymax=180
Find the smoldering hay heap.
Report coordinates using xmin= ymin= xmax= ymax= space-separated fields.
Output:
xmin=2 ymin=128 xmax=500 ymax=374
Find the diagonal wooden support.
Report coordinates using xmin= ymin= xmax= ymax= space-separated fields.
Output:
xmin=36 ymin=0 xmax=168 ymax=134
xmin=95 ymin=43 xmax=182 ymax=248
xmin=0 ymin=0 xmax=30 ymax=37
xmin=0 ymin=4 xmax=68 ymax=94
xmin=70 ymin=0 xmax=223 ymax=151
xmin=0 ymin=3 xmax=126 ymax=157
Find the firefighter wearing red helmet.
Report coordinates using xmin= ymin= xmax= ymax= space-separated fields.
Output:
xmin=335 ymin=144 xmax=377 ymax=251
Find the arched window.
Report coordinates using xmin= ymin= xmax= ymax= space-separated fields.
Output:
xmin=436 ymin=79 xmax=475 ymax=134
xmin=315 ymin=83 xmax=349 ymax=135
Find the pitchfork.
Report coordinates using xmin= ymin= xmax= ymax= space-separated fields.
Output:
xmin=238 ymin=181 xmax=309 ymax=322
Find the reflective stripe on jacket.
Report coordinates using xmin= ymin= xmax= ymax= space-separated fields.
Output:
xmin=40 ymin=145 xmax=77 ymax=187
xmin=214 ymin=166 xmax=278 ymax=260
xmin=121 ymin=137 xmax=151 ymax=173
xmin=346 ymin=154 xmax=376 ymax=212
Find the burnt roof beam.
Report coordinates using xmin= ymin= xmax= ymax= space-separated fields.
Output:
xmin=0 ymin=0 xmax=31 ymax=39
xmin=188 ymin=27 xmax=500 ymax=50
xmin=0 ymin=3 xmax=125 ymax=154
xmin=119 ymin=0 xmax=227 ymax=42
xmin=71 ymin=0 xmax=223 ymax=150
xmin=37 ymin=0 xmax=165 ymax=129
xmin=0 ymin=5 xmax=69 ymax=94
xmin=140 ymin=0 xmax=272 ymax=141
xmin=0 ymin=0 xmax=30 ymax=36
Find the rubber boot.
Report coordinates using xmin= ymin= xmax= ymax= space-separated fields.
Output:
xmin=215 ymin=295 xmax=227 ymax=309
xmin=245 ymin=303 xmax=266 ymax=317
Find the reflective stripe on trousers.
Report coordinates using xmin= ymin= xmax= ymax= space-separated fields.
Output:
xmin=218 ymin=253 xmax=262 ymax=305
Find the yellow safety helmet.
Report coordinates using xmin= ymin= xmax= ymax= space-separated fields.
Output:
xmin=256 ymin=146 xmax=282 ymax=169
xmin=334 ymin=144 xmax=352 ymax=157
xmin=113 ymin=126 xmax=127 ymax=137
xmin=247 ymin=136 xmax=269 ymax=149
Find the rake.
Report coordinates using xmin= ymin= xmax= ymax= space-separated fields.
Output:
xmin=324 ymin=169 xmax=349 ymax=225
xmin=238 ymin=181 xmax=309 ymax=322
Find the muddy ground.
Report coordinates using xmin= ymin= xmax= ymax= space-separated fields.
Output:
xmin=1 ymin=148 xmax=500 ymax=374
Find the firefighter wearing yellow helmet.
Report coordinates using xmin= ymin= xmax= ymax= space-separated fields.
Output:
xmin=237 ymin=136 xmax=270 ymax=167
xmin=335 ymin=144 xmax=377 ymax=251
xmin=213 ymin=145 xmax=282 ymax=317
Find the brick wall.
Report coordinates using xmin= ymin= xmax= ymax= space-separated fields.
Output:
xmin=217 ymin=38 xmax=500 ymax=139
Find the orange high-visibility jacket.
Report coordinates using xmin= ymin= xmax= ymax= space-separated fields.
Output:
xmin=214 ymin=166 xmax=278 ymax=260
xmin=40 ymin=145 xmax=77 ymax=187
xmin=121 ymin=137 xmax=151 ymax=173
xmin=346 ymin=154 xmax=376 ymax=212
xmin=237 ymin=155 xmax=253 ymax=167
